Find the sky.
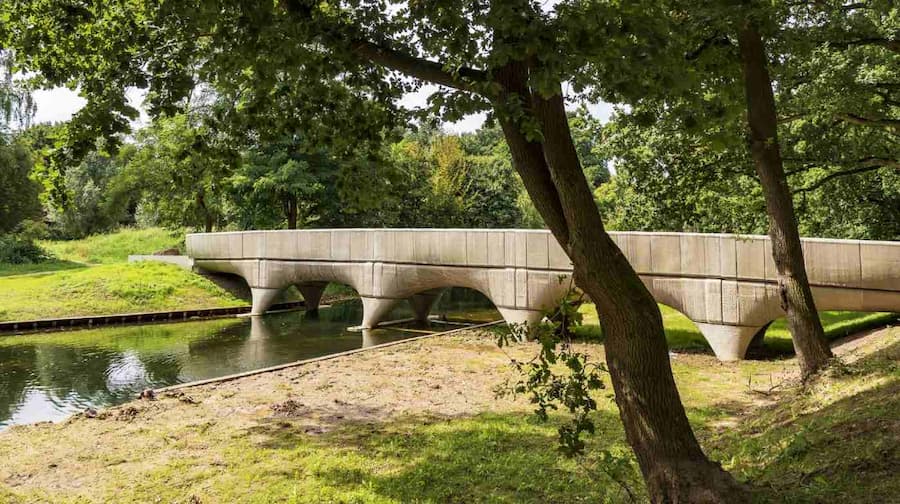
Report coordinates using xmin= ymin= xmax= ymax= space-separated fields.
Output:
xmin=31 ymin=85 xmax=616 ymax=134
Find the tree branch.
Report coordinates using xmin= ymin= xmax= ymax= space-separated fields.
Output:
xmin=793 ymin=158 xmax=899 ymax=194
xmin=828 ymin=37 xmax=900 ymax=54
xmin=685 ymin=34 xmax=734 ymax=61
xmin=837 ymin=113 xmax=900 ymax=132
xmin=349 ymin=40 xmax=489 ymax=93
xmin=279 ymin=0 xmax=489 ymax=94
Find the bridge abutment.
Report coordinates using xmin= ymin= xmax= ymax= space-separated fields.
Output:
xmin=250 ymin=287 xmax=282 ymax=316
xmin=497 ymin=307 xmax=545 ymax=330
xmin=297 ymin=282 xmax=329 ymax=313
xmin=695 ymin=323 xmax=765 ymax=361
xmin=359 ymin=297 xmax=402 ymax=329
xmin=409 ymin=289 xmax=446 ymax=323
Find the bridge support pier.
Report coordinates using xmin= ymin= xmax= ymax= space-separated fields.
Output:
xmin=409 ymin=288 xmax=446 ymax=323
xmin=250 ymin=287 xmax=282 ymax=316
xmin=297 ymin=282 xmax=329 ymax=313
xmin=695 ymin=322 xmax=765 ymax=361
xmin=359 ymin=296 xmax=402 ymax=329
xmin=497 ymin=308 xmax=545 ymax=331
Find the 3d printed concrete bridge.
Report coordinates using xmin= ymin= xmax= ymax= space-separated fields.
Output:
xmin=186 ymin=229 xmax=900 ymax=361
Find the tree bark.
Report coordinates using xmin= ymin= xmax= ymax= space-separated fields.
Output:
xmin=285 ymin=195 xmax=298 ymax=229
xmin=738 ymin=20 xmax=834 ymax=377
xmin=197 ymin=192 xmax=214 ymax=233
xmin=494 ymin=62 xmax=748 ymax=503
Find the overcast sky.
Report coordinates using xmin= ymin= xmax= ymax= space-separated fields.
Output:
xmin=30 ymin=85 xmax=615 ymax=134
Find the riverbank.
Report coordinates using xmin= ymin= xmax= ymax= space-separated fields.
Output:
xmin=0 ymin=262 xmax=246 ymax=322
xmin=1 ymin=324 xmax=896 ymax=502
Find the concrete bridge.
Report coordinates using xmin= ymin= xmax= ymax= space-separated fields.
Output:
xmin=186 ymin=229 xmax=900 ymax=361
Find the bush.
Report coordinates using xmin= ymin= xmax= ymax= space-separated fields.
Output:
xmin=0 ymin=234 xmax=52 ymax=264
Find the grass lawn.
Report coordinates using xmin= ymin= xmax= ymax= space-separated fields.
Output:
xmin=576 ymin=303 xmax=898 ymax=356
xmin=0 ymin=228 xmax=185 ymax=278
xmin=0 ymin=327 xmax=896 ymax=503
xmin=0 ymin=262 xmax=245 ymax=322
xmin=39 ymin=227 xmax=184 ymax=265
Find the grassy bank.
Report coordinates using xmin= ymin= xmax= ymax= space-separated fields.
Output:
xmin=0 ymin=227 xmax=184 ymax=278
xmin=40 ymin=227 xmax=184 ymax=265
xmin=577 ymin=303 xmax=898 ymax=355
xmin=0 ymin=262 xmax=244 ymax=322
xmin=0 ymin=326 xmax=896 ymax=502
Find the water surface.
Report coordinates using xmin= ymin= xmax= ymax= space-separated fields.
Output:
xmin=0 ymin=289 xmax=499 ymax=429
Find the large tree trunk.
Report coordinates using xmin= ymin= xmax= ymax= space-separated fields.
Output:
xmin=738 ymin=20 xmax=833 ymax=377
xmin=495 ymin=62 xmax=748 ymax=503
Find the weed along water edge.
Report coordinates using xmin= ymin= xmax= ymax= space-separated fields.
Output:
xmin=0 ymin=289 xmax=501 ymax=429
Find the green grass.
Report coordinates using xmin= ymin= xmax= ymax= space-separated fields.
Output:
xmin=0 ymin=260 xmax=85 ymax=278
xmin=0 ymin=317 xmax=243 ymax=351
xmin=40 ymin=227 xmax=184 ymax=265
xmin=0 ymin=261 xmax=245 ymax=322
xmin=575 ymin=303 xmax=898 ymax=355
xmin=710 ymin=339 xmax=900 ymax=502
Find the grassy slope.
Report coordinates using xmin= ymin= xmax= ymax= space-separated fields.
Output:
xmin=577 ymin=303 xmax=898 ymax=355
xmin=0 ymin=327 xmax=896 ymax=503
xmin=0 ymin=261 xmax=245 ymax=321
xmin=0 ymin=227 xmax=184 ymax=278
xmin=40 ymin=227 xmax=184 ymax=265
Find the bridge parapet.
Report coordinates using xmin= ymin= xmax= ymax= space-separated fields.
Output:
xmin=187 ymin=229 xmax=899 ymax=361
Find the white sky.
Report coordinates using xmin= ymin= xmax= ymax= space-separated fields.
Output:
xmin=31 ymin=85 xmax=615 ymax=134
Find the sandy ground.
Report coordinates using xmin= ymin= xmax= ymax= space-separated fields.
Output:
xmin=1 ymin=325 xmax=896 ymax=500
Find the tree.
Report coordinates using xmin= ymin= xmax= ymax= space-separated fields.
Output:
xmin=1 ymin=1 xmax=747 ymax=499
xmin=603 ymin=0 xmax=898 ymax=375
xmin=0 ymin=135 xmax=41 ymax=233
xmin=230 ymin=138 xmax=332 ymax=230
xmin=123 ymin=114 xmax=237 ymax=232
xmin=736 ymin=10 xmax=834 ymax=375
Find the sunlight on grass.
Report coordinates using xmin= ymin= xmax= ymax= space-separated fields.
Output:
xmin=40 ymin=227 xmax=184 ymax=265
xmin=0 ymin=262 xmax=244 ymax=321
xmin=576 ymin=303 xmax=897 ymax=355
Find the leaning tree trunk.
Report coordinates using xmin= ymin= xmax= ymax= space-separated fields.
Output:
xmin=738 ymin=20 xmax=833 ymax=377
xmin=495 ymin=62 xmax=749 ymax=503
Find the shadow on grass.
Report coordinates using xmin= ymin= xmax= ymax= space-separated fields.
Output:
xmin=0 ymin=260 xmax=86 ymax=278
xmin=244 ymin=410 xmax=645 ymax=503
xmin=709 ymin=376 xmax=900 ymax=504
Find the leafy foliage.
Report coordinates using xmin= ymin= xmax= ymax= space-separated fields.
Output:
xmin=497 ymin=280 xmax=606 ymax=457
xmin=0 ymin=136 xmax=41 ymax=233
xmin=0 ymin=233 xmax=50 ymax=264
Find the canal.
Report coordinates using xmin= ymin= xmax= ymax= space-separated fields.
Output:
xmin=0 ymin=288 xmax=500 ymax=429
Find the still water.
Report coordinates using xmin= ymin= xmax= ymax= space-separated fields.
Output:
xmin=0 ymin=289 xmax=499 ymax=429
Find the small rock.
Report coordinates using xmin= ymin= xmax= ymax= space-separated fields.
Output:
xmin=139 ymin=389 xmax=157 ymax=400
xmin=84 ymin=408 xmax=98 ymax=418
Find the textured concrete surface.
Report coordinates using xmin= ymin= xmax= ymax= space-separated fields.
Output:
xmin=187 ymin=230 xmax=900 ymax=361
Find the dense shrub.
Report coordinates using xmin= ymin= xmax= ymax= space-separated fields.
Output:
xmin=0 ymin=234 xmax=51 ymax=264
